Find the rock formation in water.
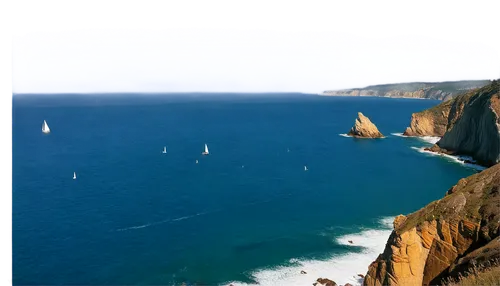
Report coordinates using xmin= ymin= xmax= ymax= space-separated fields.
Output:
xmin=314 ymin=278 xmax=337 ymax=286
xmin=322 ymin=80 xmax=490 ymax=100
xmin=363 ymin=163 xmax=500 ymax=286
xmin=347 ymin=112 xmax=384 ymax=138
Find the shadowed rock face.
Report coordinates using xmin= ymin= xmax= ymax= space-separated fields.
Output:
xmin=347 ymin=112 xmax=384 ymax=138
xmin=363 ymin=163 xmax=500 ymax=286
xmin=403 ymin=80 xmax=500 ymax=166
xmin=436 ymin=81 xmax=500 ymax=167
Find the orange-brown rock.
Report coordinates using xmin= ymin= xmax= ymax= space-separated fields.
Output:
xmin=405 ymin=80 xmax=500 ymax=166
xmin=393 ymin=215 xmax=407 ymax=229
xmin=436 ymin=81 xmax=500 ymax=166
xmin=347 ymin=112 xmax=384 ymax=138
xmin=364 ymin=163 xmax=500 ymax=286
xmin=403 ymin=100 xmax=451 ymax=137
xmin=315 ymin=278 xmax=337 ymax=286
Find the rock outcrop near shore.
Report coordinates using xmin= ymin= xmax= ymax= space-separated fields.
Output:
xmin=347 ymin=112 xmax=384 ymax=138
xmin=323 ymin=80 xmax=490 ymax=100
xmin=364 ymin=163 xmax=500 ymax=286
xmin=403 ymin=80 xmax=500 ymax=166
xmin=435 ymin=81 xmax=500 ymax=166
xmin=403 ymin=100 xmax=452 ymax=136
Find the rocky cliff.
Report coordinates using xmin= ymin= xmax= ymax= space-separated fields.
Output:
xmin=347 ymin=112 xmax=384 ymax=138
xmin=433 ymin=81 xmax=500 ymax=167
xmin=402 ymin=81 xmax=499 ymax=166
xmin=323 ymin=80 xmax=490 ymax=100
xmin=403 ymin=100 xmax=453 ymax=136
xmin=364 ymin=163 xmax=500 ymax=286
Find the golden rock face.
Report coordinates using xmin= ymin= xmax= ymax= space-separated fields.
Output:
xmin=364 ymin=163 xmax=500 ymax=286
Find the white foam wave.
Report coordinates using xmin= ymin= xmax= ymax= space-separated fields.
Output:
xmin=390 ymin=132 xmax=407 ymax=137
xmin=391 ymin=133 xmax=441 ymax=144
xmin=411 ymin=147 xmax=486 ymax=171
xmin=223 ymin=217 xmax=394 ymax=286
xmin=418 ymin=136 xmax=441 ymax=144
xmin=339 ymin=133 xmax=386 ymax=139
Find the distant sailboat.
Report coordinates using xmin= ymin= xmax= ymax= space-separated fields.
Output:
xmin=42 ymin=120 xmax=50 ymax=134
xmin=73 ymin=172 xmax=77 ymax=180
xmin=202 ymin=143 xmax=209 ymax=155
xmin=162 ymin=146 xmax=167 ymax=154
xmin=196 ymin=160 xmax=199 ymax=164
xmin=304 ymin=166 xmax=308 ymax=171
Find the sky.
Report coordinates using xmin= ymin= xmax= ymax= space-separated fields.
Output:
xmin=10 ymin=0 xmax=500 ymax=94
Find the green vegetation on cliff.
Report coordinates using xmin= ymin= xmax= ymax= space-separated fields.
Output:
xmin=323 ymin=80 xmax=491 ymax=100
xmin=362 ymin=80 xmax=490 ymax=94
xmin=397 ymin=163 xmax=500 ymax=235
xmin=444 ymin=259 xmax=500 ymax=286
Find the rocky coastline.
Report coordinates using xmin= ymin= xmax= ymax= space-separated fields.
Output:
xmin=317 ymin=80 xmax=500 ymax=286
xmin=404 ymin=80 xmax=499 ymax=166
xmin=322 ymin=80 xmax=490 ymax=101
xmin=361 ymin=80 xmax=500 ymax=285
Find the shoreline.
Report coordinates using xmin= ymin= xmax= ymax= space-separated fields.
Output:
xmin=224 ymin=217 xmax=394 ymax=286
xmin=223 ymin=133 xmax=487 ymax=286
xmin=391 ymin=132 xmax=486 ymax=170
xmin=320 ymin=94 xmax=439 ymax=100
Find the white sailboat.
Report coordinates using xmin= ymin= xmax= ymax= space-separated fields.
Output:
xmin=73 ymin=172 xmax=77 ymax=180
xmin=304 ymin=166 xmax=308 ymax=171
xmin=162 ymin=146 xmax=167 ymax=154
xmin=42 ymin=120 xmax=50 ymax=134
xmin=202 ymin=143 xmax=209 ymax=155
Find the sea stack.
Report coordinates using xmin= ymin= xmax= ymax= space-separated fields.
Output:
xmin=347 ymin=112 xmax=384 ymax=138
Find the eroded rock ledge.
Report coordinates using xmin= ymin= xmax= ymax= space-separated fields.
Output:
xmin=404 ymin=80 xmax=500 ymax=166
xmin=363 ymin=163 xmax=500 ymax=286
xmin=347 ymin=112 xmax=384 ymax=138
xmin=403 ymin=100 xmax=452 ymax=137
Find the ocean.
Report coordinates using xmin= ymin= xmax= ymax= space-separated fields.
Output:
xmin=12 ymin=94 xmax=477 ymax=286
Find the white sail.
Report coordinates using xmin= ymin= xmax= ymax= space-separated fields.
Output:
xmin=204 ymin=144 xmax=209 ymax=154
xmin=42 ymin=120 xmax=50 ymax=133
xmin=304 ymin=166 xmax=308 ymax=171
xmin=73 ymin=172 xmax=77 ymax=179
xmin=162 ymin=146 xmax=167 ymax=153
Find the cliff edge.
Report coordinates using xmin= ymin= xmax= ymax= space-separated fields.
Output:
xmin=433 ymin=81 xmax=500 ymax=167
xmin=403 ymin=80 xmax=500 ymax=166
xmin=347 ymin=112 xmax=384 ymax=138
xmin=403 ymin=100 xmax=452 ymax=136
xmin=364 ymin=163 xmax=500 ymax=286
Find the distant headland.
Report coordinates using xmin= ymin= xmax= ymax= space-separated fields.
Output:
xmin=322 ymin=80 xmax=491 ymax=100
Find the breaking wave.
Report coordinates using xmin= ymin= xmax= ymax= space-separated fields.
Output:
xmin=223 ymin=217 xmax=394 ymax=286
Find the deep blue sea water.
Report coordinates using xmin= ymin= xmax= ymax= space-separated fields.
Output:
xmin=13 ymin=94 xmax=477 ymax=285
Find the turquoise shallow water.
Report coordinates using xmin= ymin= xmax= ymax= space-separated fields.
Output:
xmin=13 ymin=94 xmax=476 ymax=285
